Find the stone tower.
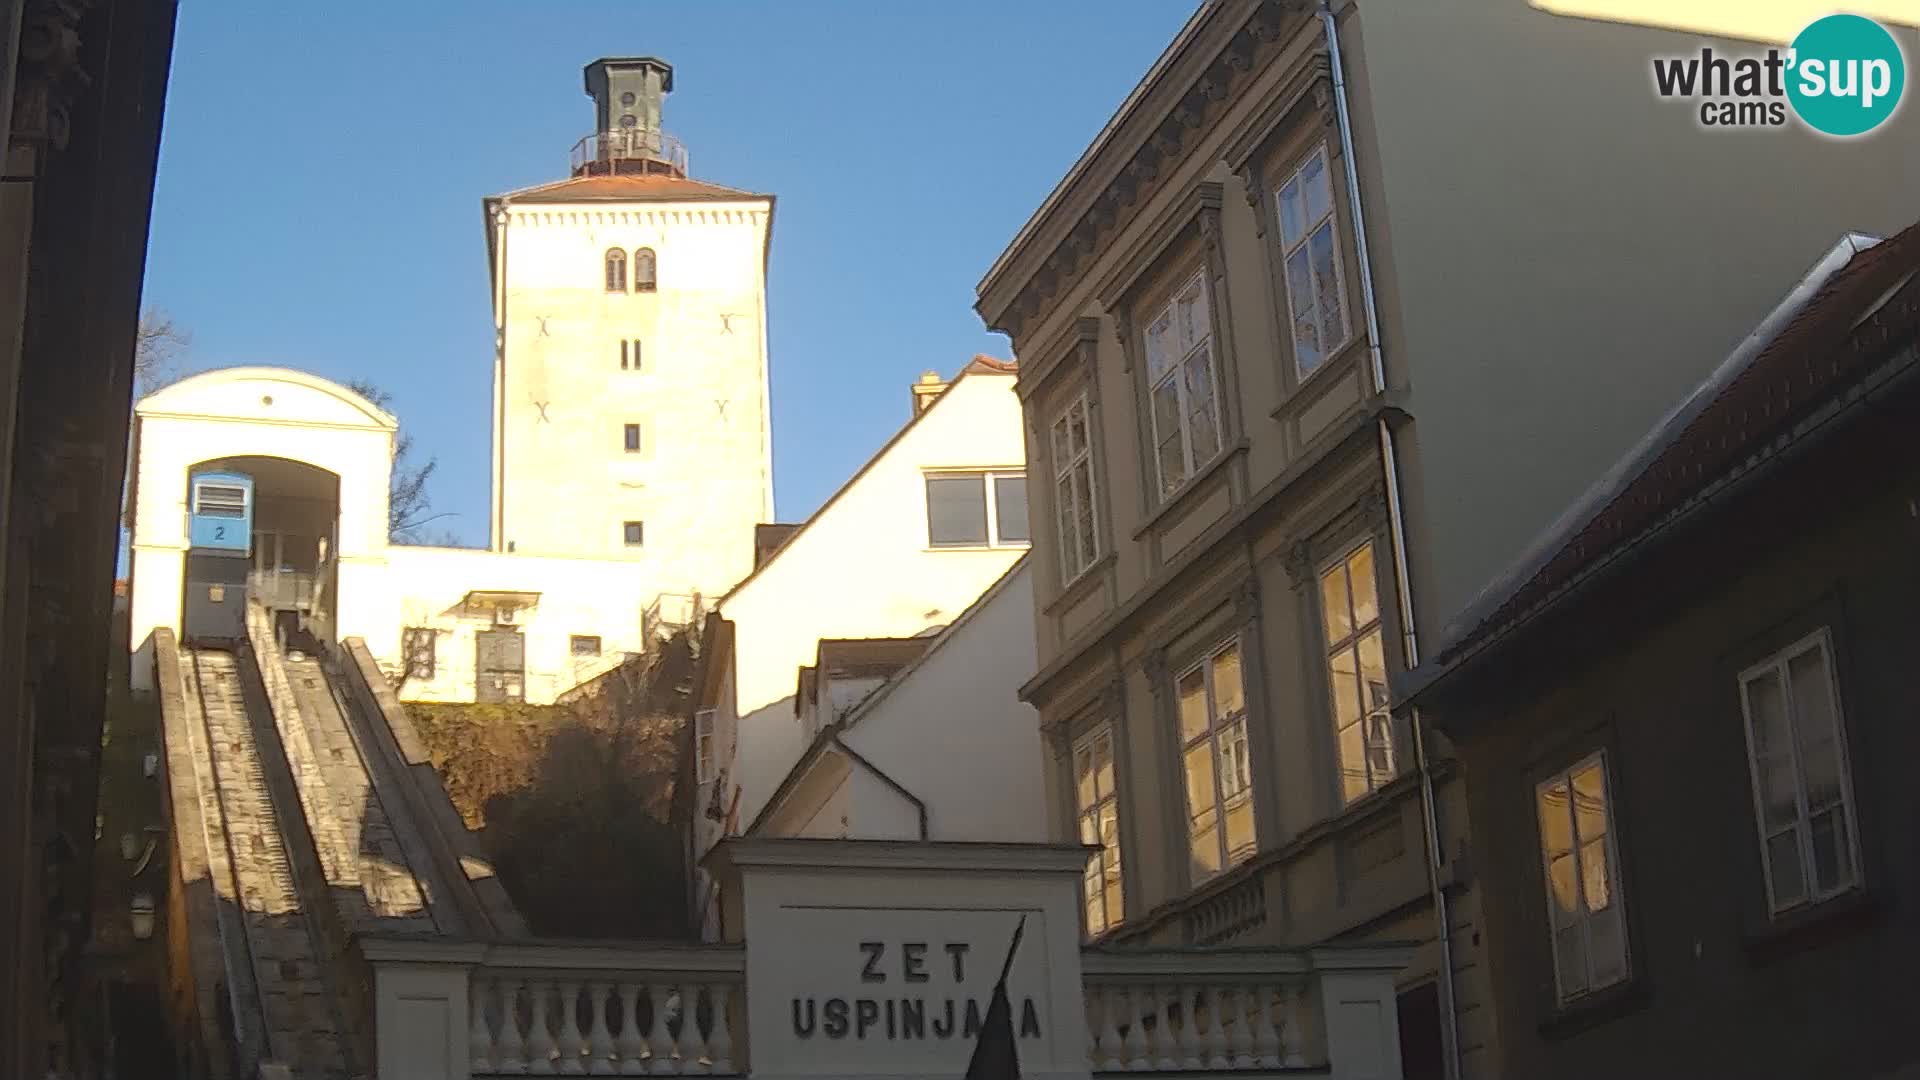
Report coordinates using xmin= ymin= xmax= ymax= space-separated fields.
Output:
xmin=483 ymin=57 xmax=775 ymax=605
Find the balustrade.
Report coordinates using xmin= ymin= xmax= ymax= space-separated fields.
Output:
xmin=1081 ymin=948 xmax=1318 ymax=1073
xmin=469 ymin=970 xmax=740 ymax=1076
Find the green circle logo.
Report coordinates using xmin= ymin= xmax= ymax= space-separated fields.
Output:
xmin=1787 ymin=15 xmax=1907 ymax=137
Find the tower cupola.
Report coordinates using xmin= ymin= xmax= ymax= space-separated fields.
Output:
xmin=572 ymin=56 xmax=687 ymax=178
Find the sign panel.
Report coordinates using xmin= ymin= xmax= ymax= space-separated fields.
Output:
xmin=754 ymin=905 xmax=1055 ymax=1077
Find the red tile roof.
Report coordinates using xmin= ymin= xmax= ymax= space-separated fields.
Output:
xmin=500 ymin=172 xmax=766 ymax=204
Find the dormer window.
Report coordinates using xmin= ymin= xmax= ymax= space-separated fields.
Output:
xmin=604 ymin=248 xmax=627 ymax=292
xmin=634 ymin=248 xmax=657 ymax=292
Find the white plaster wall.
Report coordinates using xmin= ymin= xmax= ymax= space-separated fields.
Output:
xmin=716 ymin=371 xmax=1028 ymax=834
xmin=128 ymin=368 xmax=394 ymax=691
xmin=841 ymin=560 xmax=1046 ymax=843
xmin=367 ymin=546 xmax=654 ymax=706
xmin=494 ymin=199 xmax=774 ymax=608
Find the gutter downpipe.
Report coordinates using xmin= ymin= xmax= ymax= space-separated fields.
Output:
xmin=1320 ymin=5 xmax=1462 ymax=1080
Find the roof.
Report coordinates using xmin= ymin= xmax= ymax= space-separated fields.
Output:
xmin=490 ymin=172 xmax=766 ymax=204
xmin=135 ymin=365 xmax=400 ymax=431
xmin=715 ymin=357 xmax=1019 ymax=606
xmin=1402 ymin=222 xmax=1920 ymax=702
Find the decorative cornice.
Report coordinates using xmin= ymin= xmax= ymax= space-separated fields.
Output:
xmin=979 ymin=0 xmax=1313 ymax=343
xmin=12 ymin=0 xmax=96 ymax=153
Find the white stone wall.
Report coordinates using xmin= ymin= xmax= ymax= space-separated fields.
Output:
xmin=492 ymin=198 xmax=774 ymax=609
xmin=714 ymin=370 xmax=1029 ymax=845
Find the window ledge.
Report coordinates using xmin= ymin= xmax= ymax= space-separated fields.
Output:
xmin=1131 ymin=440 xmax=1249 ymax=541
xmin=1740 ymin=885 xmax=1882 ymax=961
xmin=1536 ymin=978 xmax=1650 ymax=1041
xmin=1044 ymin=552 xmax=1116 ymax=617
xmin=1270 ymin=336 xmax=1370 ymax=420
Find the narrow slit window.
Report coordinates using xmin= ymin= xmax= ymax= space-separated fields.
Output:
xmin=624 ymin=423 xmax=642 ymax=453
xmin=623 ymin=520 xmax=644 ymax=547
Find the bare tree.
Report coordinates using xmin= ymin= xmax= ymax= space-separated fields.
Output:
xmin=133 ymin=309 xmax=189 ymax=396
xmin=344 ymin=378 xmax=447 ymax=543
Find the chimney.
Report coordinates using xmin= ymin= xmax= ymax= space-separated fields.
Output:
xmin=911 ymin=371 xmax=948 ymax=416
xmin=579 ymin=57 xmax=682 ymax=176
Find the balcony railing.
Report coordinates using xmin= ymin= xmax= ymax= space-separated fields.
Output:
xmin=570 ymin=128 xmax=690 ymax=178
xmin=363 ymin=937 xmax=1412 ymax=1079
xmin=247 ymin=569 xmax=317 ymax=612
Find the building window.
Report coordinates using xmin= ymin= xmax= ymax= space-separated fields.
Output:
xmin=1320 ymin=542 xmax=1395 ymax=805
xmin=633 ymin=247 xmax=657 ymax=292
xmin=695 ymin=708 xmax=716 ymax=784
xmin=1050 ymin=393 xmax=1100 ymax=583
xmin=1176 ymin=638 xmax=1255 ymax=882
xmin=1143 ymin=270 xmax=1223 ymax=498
xmin=401 ymin=627 xmax=436 ymax=681
xmin=604 ymin=247 xmax=627 ymax=292
xmin=1737 ymin=628 xmax=1861 ymax=915
xmin=924 ymin=471 xmax=1029 ymax=548
xmin=1276 ymin=145 xmax=1351 ymax=378
xmin=1536 ymin=751 xmax=1628 ymax=1003
xmin=621 ymin=339 xmax=644 ymax=370
xmin=623 ymin=521 xmax=644 ymax=547
xmin=624 ymin=423 xmax=642 ymax=453
xmin=570 ymin=635 xmax=602 ymax=657
xmin=1074 ymin=725 xmax=1124 ymax=936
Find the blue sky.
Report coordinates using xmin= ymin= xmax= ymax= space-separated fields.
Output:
xmin=143 ymin=2 xmax=1199 ymax=546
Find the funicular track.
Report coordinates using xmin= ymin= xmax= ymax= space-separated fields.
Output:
xmin=181 ymin=646 xmax=352 ymax=1079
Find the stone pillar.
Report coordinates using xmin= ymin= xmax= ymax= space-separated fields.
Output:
xmin=707 ymin=838 xmax=1098 ymax=1080
xmin=363 ymin=939 xmax=487 ymax=1080
xmin=1317 ymin=962 xmax=1407 ymax=1080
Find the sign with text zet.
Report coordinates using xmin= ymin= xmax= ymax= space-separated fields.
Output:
xmin=768 ymin=907 xmax=1053 ymax=1076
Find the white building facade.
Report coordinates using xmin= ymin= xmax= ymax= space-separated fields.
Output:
xmin=691 ymin=361 xmax=1033 ymax=930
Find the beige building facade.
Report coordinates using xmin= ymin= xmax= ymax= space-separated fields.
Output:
xmin=975 ymin=3 xmax=1916 ymax=1079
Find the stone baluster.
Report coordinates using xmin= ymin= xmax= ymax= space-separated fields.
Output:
xmin=1085 ymin=986 xmax=1109 ymax=1070
xmin=497 ymin=977 xmax=529 ymax=1074
xmin=647 ymin=985 xmax=676 ymax=1075
xmin=706 ymin=982 xmax=735 ymax=1074
xmin=616 ymin=983 xmax=648 ymax=1075
xmin=471 ymin=977 xmax=496 ymax=1074
xmin=1179 ymin=984 xmax=1204 ymax=1070
xmin=1150 ymin=984 xmax=1179 ymax=1071
xmin=1206 ymin=986 xmax=1232 ymax=1068
xmin=588 ymin=982 xmax=616 ymax=1075
xmin=1279 ymin=985 xmax=1307 ymax=1068
xmin=558 ymin=980 xmax=586 ymax=1074
xmin=1250 ymin=983 xmax=1281 ymax=1068
xmin=679 ymin=983 xmax=710 ymax=1074
xmin=1119 ymin=986 xmax=1149 ymax=1071
xmin=528 ymin=980 xmax=558 ymax=1075
xmin=1229 ymin=986 xmax=1255 ymax=1069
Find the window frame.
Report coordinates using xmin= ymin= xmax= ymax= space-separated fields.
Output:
xmin=1273 ymin=143 xmax=1353 ymax=380
xmin=1173 ymin=635 xmax=1257 ymax=883
xmin=570 ymin=634 xmax=602 ymax=658
xmin=1049 ymin=391 xmax=1102 ymax=585
xmin=633 ymin=247 xmax=658 ymax=293
xmin=621 ymin=338 xmax=644 ymax=371
xmin=1736 ymin=626 xmax=1863 ymax=918
xmin=923 ymin=469 xmax=1030 ymax=549
xmin=695 ymin=708 xmax=716 ymax=784
xmin=1072 ymin=723 xmax=1125 ymax=938
xmin=622 ymin=520 xmax=644 ymax=547
xmin=1534 ymin=750 xmax=1630 ymax=1006
xmin=604 ymin=247 xmax=627 ymax=293
xmin=623 ymin=423 xmax=642 ymax=454
xmin=1140 ymin=268 xmax=1226 ymax=500
xmin=1318 ymin=540 xmax=1397 ymax=806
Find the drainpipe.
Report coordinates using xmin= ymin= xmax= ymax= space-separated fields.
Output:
xmin=1319 ymin=5 xmax=1462 ymax=1079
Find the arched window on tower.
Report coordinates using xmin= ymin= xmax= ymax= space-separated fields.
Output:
xmin=604 ymin=248 xmax=627 ymax=292
xmin=634 ymin=247 xmax=657 ymax=293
